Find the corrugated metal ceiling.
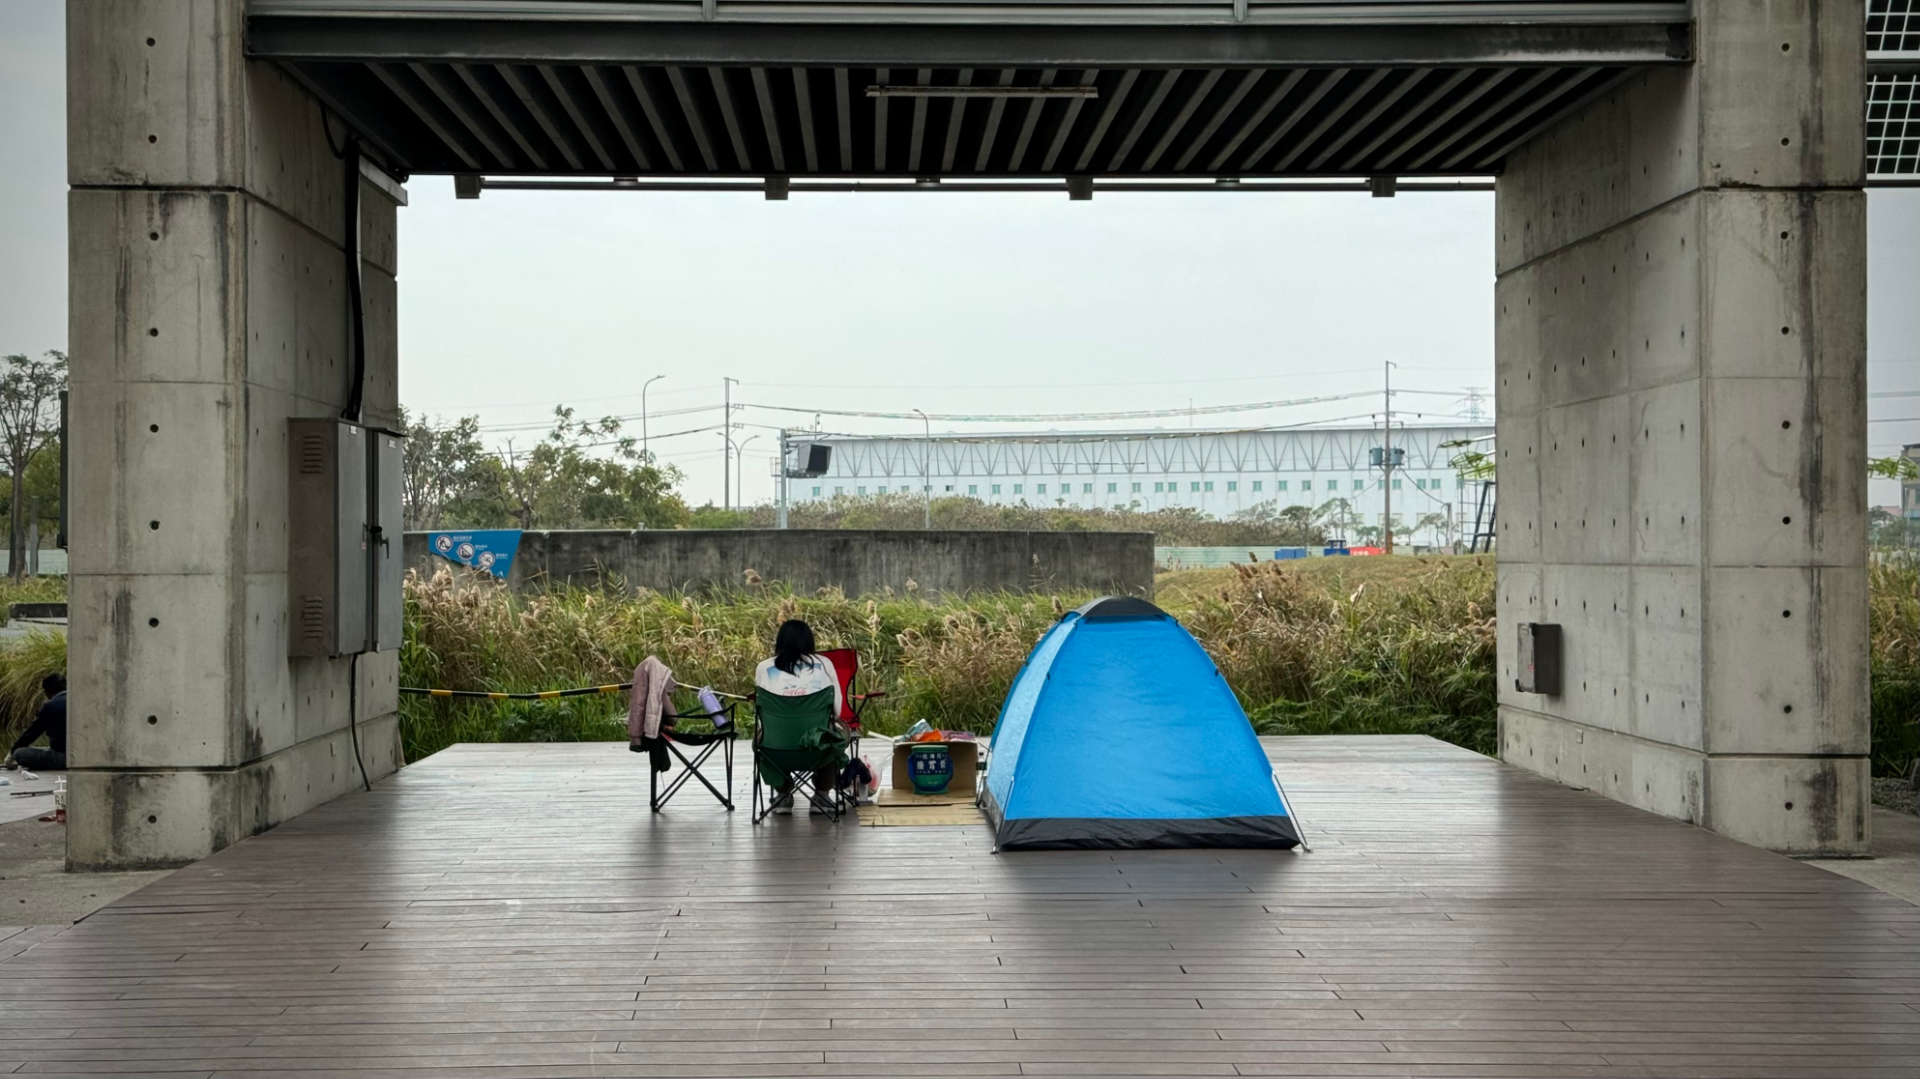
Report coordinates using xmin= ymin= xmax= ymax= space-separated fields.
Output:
xmin=244 ymin=1 xmax=1915 ymax=184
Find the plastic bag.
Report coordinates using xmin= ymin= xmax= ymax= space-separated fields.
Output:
xmin=901 ymin=719 xmax=933 ymax=741
xmin=838 ymin=756 xmax=878 ymax=804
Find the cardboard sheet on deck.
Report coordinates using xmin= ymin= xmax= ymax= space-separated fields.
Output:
xmin=859 ymin=783 xmax=982 ymax=826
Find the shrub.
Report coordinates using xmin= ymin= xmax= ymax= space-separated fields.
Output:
xmin=0 ymin=630 xmax=66 ymax=750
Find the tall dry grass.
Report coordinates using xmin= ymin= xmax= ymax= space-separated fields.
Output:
xmin=0 ymin=631 xmax=65 ymax=751
xmin=1869 ymin=560 xmax=1920 ymax=777
xmin=1177 ymin=557 xmax=1499 ymax=752
xmin=399 ymin=567 xmax=1078 ymax=761
xmin=0 ymin=562 xmax=1906 ymax=776
xmin=397 ymin=558 xmax=1502 ymax=761
xmin=399 ymin=556 xmax=1920 ymax=773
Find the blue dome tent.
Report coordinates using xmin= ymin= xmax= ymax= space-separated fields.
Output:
xmin=983 ymin=597 xmax=1304 ymax=851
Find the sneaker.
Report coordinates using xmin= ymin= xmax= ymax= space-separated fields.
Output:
xmin=771 ymin=800 xmax=793 ymax=816
xmin=809 ymin=799 xmax=835 ymax=816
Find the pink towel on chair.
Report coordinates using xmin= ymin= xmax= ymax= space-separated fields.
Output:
xmin=628 ymin=656 xmax=674 ymax=743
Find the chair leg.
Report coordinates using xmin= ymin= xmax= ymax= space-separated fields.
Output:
xmin=754 ymin=766 xmax=803 ymax=825
xmin=659 ymin=741 xmax=734 ymax=811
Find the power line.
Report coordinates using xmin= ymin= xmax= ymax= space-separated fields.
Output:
xmin=419 ymin=403 xmax=728 ymax=436
xmin=477 ymin=421 xmax=725 ymax=459
xmin=412 ymin=383 xmax=713 ymax=412
xmin=738 ymin=390 xmax=1379 ymax=424
xmin=738 ymin=368 xmax=1490 ymax=392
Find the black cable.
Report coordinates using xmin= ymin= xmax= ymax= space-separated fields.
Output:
xmin=340 ymin=136 xmax=367 ymax=423
xmin=318 ymin=102 xmax=372 ymax=793
xmin=347 ymin=652 xmax=372 ymax=793
xmin=319 ymin=105 xmax=347 ymax=160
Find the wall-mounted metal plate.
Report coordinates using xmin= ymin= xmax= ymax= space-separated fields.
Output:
xmin=1516 ymin=622 xmax=1562 ymax=696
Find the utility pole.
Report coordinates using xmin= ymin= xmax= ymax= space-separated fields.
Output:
xmin=911 ymin=408 xmax=931 ymax=529
xmin=722 ymin=376 xmax=737 ymax=511
xmin=776 ymin=428 xmax=790 ymax=529
xmin=640 ymin=374 xmax=664 ymax=458
xmin=1383 ymin=360 xmax=1395 ymax=555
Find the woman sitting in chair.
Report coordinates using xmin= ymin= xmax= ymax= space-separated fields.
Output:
xmin=755 ymin=619 xmax=846 ymax=815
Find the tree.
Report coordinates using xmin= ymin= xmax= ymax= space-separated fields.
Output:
xmin=1871 ymin=506 xmax=1918 ymax=550
xmin=399 ymin=406 xmax=690 ymax=531
xmin=1443 ymin=438 xmax=1496 ymax=483
xmin=1869 ymin=454 xmax=1919 ymax=483
xmin=1224 ymin=500 xmax=1328 ymax=546
xmin=503 ymin=407 xmax=689 ymax=530
xmin=0 ymin=352 xmax=66 ymax=581
xmin=1414 ymin=511 xmax=1451 ymax=549
xmin=1315 ymin=497 xmax=1356 ymax=543
xmin=400 ymin=409 xmax=507 ymax=529
xmin=0 ymin=438 xmax=64 ymax=551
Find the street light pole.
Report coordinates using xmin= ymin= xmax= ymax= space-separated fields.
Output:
xmin=911 ymin=408 xmax=931 ymax=529
xmin=736 ymin=435 xmax=758 ymax=510
xmin=640 ymin=374 xmax=664 ymax=459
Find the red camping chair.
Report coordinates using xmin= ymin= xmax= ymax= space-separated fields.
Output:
xmin=818 ymin=648 xmax=885 ymax=741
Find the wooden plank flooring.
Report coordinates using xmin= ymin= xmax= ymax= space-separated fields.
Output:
xmin=1 ymin=735 xmax=1916 ymax=1077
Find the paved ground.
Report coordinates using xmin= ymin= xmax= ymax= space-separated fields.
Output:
xmin=0 ymin=817 xmax=171 ymax=926
xmin=0 ymin=735 xmax=1915 ymax=1078
xmin=1807 ymin=805 xmax=1920 ymax=906
xmin=0 ymin=768 xmax=61 ymax=827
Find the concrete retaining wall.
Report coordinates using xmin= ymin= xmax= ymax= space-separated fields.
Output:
xmin=406 ymin=530 xmax=1155 ymax=599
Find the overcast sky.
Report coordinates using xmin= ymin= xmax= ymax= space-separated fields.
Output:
xmin=4 ymin=0 xmax=1915 ymax=508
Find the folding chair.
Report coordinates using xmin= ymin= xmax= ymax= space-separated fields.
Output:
xmin=642 ymin=699 xmax=739 ymax=813
xmin=752 ymin=687 xmax=853 ymax=824
xmin=817 ymin=647 xmax=886 ymax=743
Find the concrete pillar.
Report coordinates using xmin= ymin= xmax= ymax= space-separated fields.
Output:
xmin=66 ymin=0 xmax=404 ymax=869
xmin=1494 ymin=1 xmax=1868 ymax=854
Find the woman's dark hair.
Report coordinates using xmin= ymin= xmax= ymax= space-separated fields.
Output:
xmin=773 ymin=619 xmax=817 ymax=675
xmin=41 ymin=673 xmax=65 ymax=696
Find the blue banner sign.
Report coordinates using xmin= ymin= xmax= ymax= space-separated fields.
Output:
xmin=428 ymin=529 xmax=522 ymax=579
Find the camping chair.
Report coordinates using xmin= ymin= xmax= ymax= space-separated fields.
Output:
xmin=818 ymin=647 xmax=886 ymax=742
xmin=644 ymin=698 xmax=740 ymax=813
xmin=752 ymin=687 xmax=853 ymax=823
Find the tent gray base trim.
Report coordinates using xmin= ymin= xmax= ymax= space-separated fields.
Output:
xmin=988 ymin=807 xmax=1302 ymax=851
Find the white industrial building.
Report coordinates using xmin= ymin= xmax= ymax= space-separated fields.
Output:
xmin=790 ymin=423 xmax=1494 ymax=535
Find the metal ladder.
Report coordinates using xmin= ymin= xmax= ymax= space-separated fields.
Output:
xmin=1467 ymin=480 xmax=1497 ymax=553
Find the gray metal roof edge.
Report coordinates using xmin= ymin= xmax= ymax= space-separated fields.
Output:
xmin=249 ymin=1 xmax=1693 ymax=29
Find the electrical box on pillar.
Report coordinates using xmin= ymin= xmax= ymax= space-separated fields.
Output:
xmin=371 ymin=428 xmax=406 ymax=651
xmin=287 ymin=419 xmax=405 ymax=658
xmin=1514 ymin=623 xmax=1563 ymax=697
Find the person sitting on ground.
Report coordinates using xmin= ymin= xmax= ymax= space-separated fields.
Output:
xmin=4 ymin=674 xmax=66 ymax=772
xmin=754 ymin=619 xmax=845 ymax=815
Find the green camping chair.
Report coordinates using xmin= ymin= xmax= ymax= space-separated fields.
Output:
xmin=752 ymin=687 xmax=853 ymax=823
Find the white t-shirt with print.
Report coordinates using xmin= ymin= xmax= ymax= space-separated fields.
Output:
xmin=753 ymin=655 xmax=844 ymax=717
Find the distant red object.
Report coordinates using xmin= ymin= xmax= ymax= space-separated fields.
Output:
xmin=1348 ymin=546 xmax=1386 ymax=556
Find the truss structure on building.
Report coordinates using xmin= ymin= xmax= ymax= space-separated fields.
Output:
xmin=1870 ymin=0 xmax=1920 ymax=182
xmin=808 ymin=423 xmax=1492 ymax=484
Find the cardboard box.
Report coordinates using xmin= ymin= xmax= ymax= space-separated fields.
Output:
xmin=891 ymin=739 xmax=979 ymax=795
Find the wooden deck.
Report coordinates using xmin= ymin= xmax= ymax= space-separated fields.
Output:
xmin=2 ymin=735 xmax=1917 ymax=1077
